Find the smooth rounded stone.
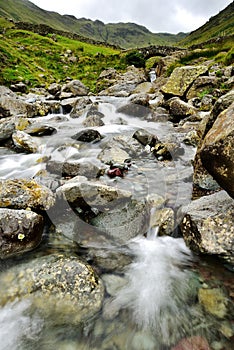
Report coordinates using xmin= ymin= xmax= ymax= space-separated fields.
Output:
xmin=0 ymin=254 xmax=104 ymax=323
xmin=12 ymin=130 xmax=39 ymax=153
xmin=200 ymin=102 xmax=234 ymax=198
xmin=102 ymin=274 xmax=127 ymax=297
xmin=133 ymin=129 xmax=158 ymax=147
xmin=198 ymin=288 xmax=228 ymax=318
xmin=161 ymin=65 xmax=208 ymax=97
xmin=56 ymin=177 xmax=132 ymax=211
xmin=71 ymin=129 xmax=103 ymax=143
xmin=0 ymin=208 xmax=44 ymax=258
xmin=61 ymin=79 xmax=89 ymax=97
xmin=0 ymin=178 xmax=55 ymax=210
xmin=132 ymin=82 xmax=155 ymax=94
xmin=24 ymin=124 xmax=57 ymax=136
xmin=90 ymin=199 xmax=149 ymax=244
xmin=47 ymin=159 xmax=105 ymax=178
xmin=0 ymin=117 xmax=16 ymax=141
xmin=179 ymin=190 xmax=234 ymax=264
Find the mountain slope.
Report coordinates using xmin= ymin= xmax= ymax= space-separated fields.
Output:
xmin=0 ymin=0 xmax=186 ymax=48
xmin=179 ymin=1 xmax=234 ymax=47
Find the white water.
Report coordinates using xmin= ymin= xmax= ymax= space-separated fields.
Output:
xmin=0 ymin=300 xmax=43 ymax=350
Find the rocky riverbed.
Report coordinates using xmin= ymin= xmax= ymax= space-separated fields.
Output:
xmin=0 ymin=60 xmax=233 ymax=349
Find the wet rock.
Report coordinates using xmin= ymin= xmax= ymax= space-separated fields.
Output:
xmin=56 ymin=176 xmax=132 ymax=212
xmin=0 ymin=208 xmax=44 ymax=258
xmin=47 ymin=159 xmax=105 ymax=178
xmin=161 ymin=65 xmax=208 ymax=97
xmin=149 ymin=207 xmax=175 ymax=236
xmin=61 ymin=79 xmax=89 ymax=97
xmin=98 ymin=144 xmax=130 ymax=164
xmin=24 ymin=124 xmax=57 ymax=136
xmin=172 ymin=336 xmax=211 ymax=350
xmin=200 ymin=102 xmax=234 ymax=198
xmin=117 ymin=102 xmax=150 ymax=118
xmin=83 ymin=115 xmax=105 ymax=127
xmin=0 ymin=179 xmax=55 ymax=211
xmin=70 ymin=96 xmax=93 ymax=118
xmin=168 ymin=97 xmax=198 ymax=123
xmin=179 ymin=190 xmax=234 ymax=264
xmin=0 ymin=117 xmax=15 ymax=141
xmin=71 ymin=129 xmax=103 ymax=143
xmin=0 ymin=253 xmax=104 ymax=323
xmin=133 ymin=129 xmax=158 ymax=147
xmin=198 ymin=288 xmax=228 ymax=318
xmin=12 ymin=130 xmax=39 ymax=153
xmin=61 ymin=97 xmax=79 ymax=114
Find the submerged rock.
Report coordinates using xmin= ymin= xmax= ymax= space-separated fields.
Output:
xmin=179 ymin=190 xmax=234 ymax=264
xmin=198 ymin=288 xmax=228 ymax=319
xmin=0 ymin=179 xmax=55 ymax=211
xmin=0 ymin=254 xmax=104 ymax=323
xmin=0 ymin=208 xmax=44 ymax=258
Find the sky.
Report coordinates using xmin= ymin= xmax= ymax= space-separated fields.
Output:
xmin=30 ymin=0 xmax=233 ymax=34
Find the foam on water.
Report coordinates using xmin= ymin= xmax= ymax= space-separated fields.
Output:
xmin=0 ymin=300 xmax=43 ymax=350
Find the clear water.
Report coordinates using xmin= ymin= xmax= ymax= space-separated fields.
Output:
xmin=0 ymin=97 xmax=233 ymax=350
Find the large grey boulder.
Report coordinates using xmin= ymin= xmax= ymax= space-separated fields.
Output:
xmin=61 ymin=80 xmax=89 ymax=97
xmin=0 ymin=254 xmax=104 ymax=323
xmin=0 ymin=208 xmax=44 ymax=258
xmin=200 ymin=102 xmax=234 ymax=198
xmin=0 ymin=179 xmax=55 ymax=210
xmin=179 ymin=191 xmax=234 ymax=264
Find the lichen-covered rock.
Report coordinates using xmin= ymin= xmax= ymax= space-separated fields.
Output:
xmin=0 ymin=254 xmax=104 ymax=323
xmin=0 ymin=179 xmax=55 ymax=210
xmin=0 ymin=208 xmax=44 ymax=258
xmin=12 ymin=130 xmax=39 ymax=153
xmin=61 ymin=79 xmax=89 ymax=97
xmin=161 ymin=66 xmax=208 ymax=97
xmin=186 ymin=76 xmax=219 ymax=100
xmin=200 ymin=102 xmax=234 ymax=198
xmin=179 ymin=190 xmax=234 ymax=264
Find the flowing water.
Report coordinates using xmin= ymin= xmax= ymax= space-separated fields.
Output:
xmin=0 ymin=96 xmax=233 ymax=349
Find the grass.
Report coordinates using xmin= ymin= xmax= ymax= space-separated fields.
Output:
xmin=0 ymin=24 xmax=127 ymax=92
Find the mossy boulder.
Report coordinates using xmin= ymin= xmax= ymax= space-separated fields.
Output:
xmin=161 ymin=65 xmax=208 ymax=97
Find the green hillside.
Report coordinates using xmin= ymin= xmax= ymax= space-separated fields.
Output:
xmin=0 ymin=17 xmax=126 ymax=92
xmin=179 ymin=1 xmax=234 ymax=47
xmin=0 ymin=0 xmax=186 ymax=48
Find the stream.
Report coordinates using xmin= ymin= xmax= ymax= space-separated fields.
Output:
xmin=0 ymin=96 xmax=233 ymax=350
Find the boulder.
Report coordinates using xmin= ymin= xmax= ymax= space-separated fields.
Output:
xmin=0 ymin=208 xmax=44 ymax=258
xmin=70 ymin=96 xmax=93 ymax=118
xmin=0 ymin=179 xmax=55 ymax=210
xmin=179 ymin=190 xmax=234 ymax=264
xmin=61 ymin=80 xmax=89 ymax=97
xmin=186 ymin=76 xmax=219 ymax=100
xmin=168 ymin=97 xmax=198 ymax=123
xmin=12 ymin=130 xmax=39 ymax=153
xmin=0 ymin=253 xmax=104 ymax=323
xmin=0 ymin=117 xmax=15 ymax=141
xmin=161 ymin=66 xmax=208 ymax=97
xmin=47 ymin=82 xmax=61 ymax=96
xmin=200 ymin=102 xmax=234 ymax=198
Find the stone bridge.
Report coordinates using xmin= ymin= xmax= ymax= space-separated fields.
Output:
xmin=137 ymin=45 xmax=185 ymax=58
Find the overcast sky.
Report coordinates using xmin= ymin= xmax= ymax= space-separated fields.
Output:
xmin=30 ymin=0 xmax=233 ymax=33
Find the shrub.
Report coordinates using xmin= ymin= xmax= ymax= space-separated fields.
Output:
xmin=124 ymin=51 xmax=146 ymax=68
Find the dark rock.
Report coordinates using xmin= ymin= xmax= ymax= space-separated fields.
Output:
xmin=24 ymin=124 xmax=57 ymax=136
xmin=133 ymin=129 xmax=158 ymax=147
xmin=0 ymin=208 xmax=44 ymax=258
xmin=10 ymin=82 xmax=27 ymax=93
xmin=71 ymin=129 xmax=103 ymax=142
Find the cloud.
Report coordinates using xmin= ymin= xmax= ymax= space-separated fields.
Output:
xmin=30 ymin=0 xmax=233 ymax=33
